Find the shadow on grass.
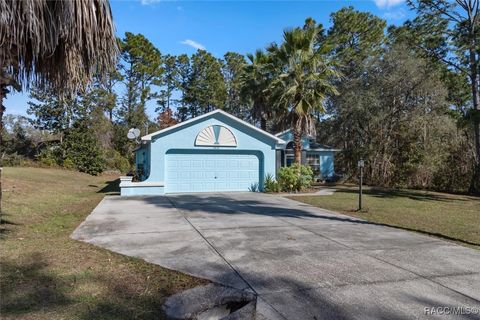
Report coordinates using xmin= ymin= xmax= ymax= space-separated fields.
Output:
xmin=98 ymin=179 xmax=120 ymax=195
xmin=153 ymin=194 xmax=479 ymax=248
xmin=12 ymin=248 xmax=466 ymax=320
xmin=0 ymin=252 xmax=171 ymax=320
xmin=0 ymin=214 xmax=20 ymax=238
xmin=365 ymin=223 xmax=480 ymax=247
xmin=0 ymin=218 xmax=19 ymax=226
xmin=336 ymin=187 xmax=479 ymax=203
xmin=0 ymin=253 xmax=72 ymax=315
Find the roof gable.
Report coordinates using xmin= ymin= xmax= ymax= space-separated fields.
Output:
xmin=275 ymin=129 xmax=314 ymax=139
xmin=276 ymin=129 xmax=340 ymax=151
xmin=142 ymin=109 xmax=286 ymax=144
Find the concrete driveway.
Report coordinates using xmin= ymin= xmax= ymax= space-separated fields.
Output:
xmin=72 ymin=193 xmax=480 ymax=319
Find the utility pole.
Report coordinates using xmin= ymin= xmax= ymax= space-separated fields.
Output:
xmin=358 ymin=159 xmax=364 ymax=211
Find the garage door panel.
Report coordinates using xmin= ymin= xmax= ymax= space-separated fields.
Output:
xmin=216 ymin=160 xmax=227 ymax=168
xmin=192 ymin=171 xmax=203 ymax=179
xmin=205 ymin=161 xmax=215 ymax=169
xmin=165 ymin=152 xmax=260 ymax=193
xmin=217 ymin=171 xmax=227 ymax=179
xmin=204 ymin=171 xmax=215 ymax=179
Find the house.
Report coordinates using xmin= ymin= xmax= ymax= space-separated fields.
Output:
xmin=120 ymin=109 xmax=338 ymax=196
xmin=275 ymin=129 xmax=340 ymax=179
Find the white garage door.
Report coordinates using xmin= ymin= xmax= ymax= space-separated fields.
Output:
xmin=165 ymin=152 xmax=260 ymax=193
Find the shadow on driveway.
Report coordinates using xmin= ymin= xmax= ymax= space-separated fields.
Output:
xmin=138 ymin=194 xmax=479 ymax=247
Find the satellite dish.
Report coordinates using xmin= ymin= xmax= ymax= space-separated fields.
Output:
xmin=127 ymin=128 xmax=141 ymax=140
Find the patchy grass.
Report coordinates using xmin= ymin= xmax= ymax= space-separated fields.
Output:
xmin=1 ymin=167 xmax=207 ymax=320
xmin=289 ymin=185 xmax=480 ymax=248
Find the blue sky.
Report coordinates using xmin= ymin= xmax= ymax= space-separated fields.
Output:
xmin=4 ymin=0 xmax=412 ymax=118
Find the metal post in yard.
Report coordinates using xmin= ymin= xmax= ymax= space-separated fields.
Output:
xmin=358 ymin=159 xmax=364 ymax=211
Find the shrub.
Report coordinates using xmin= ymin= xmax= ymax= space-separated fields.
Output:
xmin=63 ymin=158 xmax=75 ymax=169
xmin=297 ymin=164 xmax=314 ymax=190
xmin=1 ymin=153 xmax=26 ymax=166
xmin=37 ymin=149 xmax=59 ymax=167
xmin=264 ymin=173 xmax=280 ymax=193
xmin=277 ymin=166 xmax=299 ymax=192
xmin=2 ymin=152 xmax=24 ymax=167
xmin=63 ymin=124 xmax=105 ymax=175
xmin=277 ymin=163 xmax=314 ymax=192
xmin=104 ymin=149 xmax=132 ymax=173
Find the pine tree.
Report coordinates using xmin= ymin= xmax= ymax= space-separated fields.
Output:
xmin=174 ymin=54 xmax=190 ymax=121
xmin=63 ymin=121 xmax=105 ymax=175
xmin=157 ymin=54 xmax=178 ymax=112
xmin=118 ymin=32 xmax=163 ymax=132
xmin=27 ymin=87 xmax=78 ymax=138
xmin=223 ymin=52 xmax=249 ymax=119
xmin=184 ymin=50 xmax=226 ymax=118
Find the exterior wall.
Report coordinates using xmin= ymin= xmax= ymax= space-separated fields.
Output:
xmin=119 ymin=176 xmax=165 ymax=196
xmin=121 ymin=185 xmax=164 ymax=196
xmin=276 ymin=131 xmax=311 ymax=149
xmin=143 ymin=112 xmax=278 ymax=192
xmin=135 ymin=143 xmax=151 ymax=180
xmin=275 ymin=150 xmax=283 ymax=175
xmin=319 ymin=151 xmax=335 ymax=178
xmin=278 ymin=130 xmax=336 ymax=178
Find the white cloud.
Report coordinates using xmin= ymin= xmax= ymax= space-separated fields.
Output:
xmin=181 ymin=39 xmax=206 ymax=50
xmin=382 ymin=8 xmax=406 ymax=20
xmin=140 ymin=0 xmax=161 ymax=6
xmin=374 ymin=0 xmax=405 ymax=8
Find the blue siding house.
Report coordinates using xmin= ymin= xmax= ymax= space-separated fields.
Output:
xmin=275 ymin=129 xmax=340 ymax=180
xmin=120 ymin=109 xmax=338 ymax=196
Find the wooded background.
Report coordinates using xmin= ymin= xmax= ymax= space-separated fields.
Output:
xmin=2 ymin=1 xmax=479 ymax=193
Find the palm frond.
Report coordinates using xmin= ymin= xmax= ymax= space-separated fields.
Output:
xmin=0 ymin=0 xmax=118 ymax=95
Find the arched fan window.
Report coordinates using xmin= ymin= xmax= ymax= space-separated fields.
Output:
xmin=195 ymin=125 xmax=237 ymax=147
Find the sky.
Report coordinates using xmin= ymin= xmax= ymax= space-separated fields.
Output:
xmin=4 ymin=0 xmax=413 ymax=118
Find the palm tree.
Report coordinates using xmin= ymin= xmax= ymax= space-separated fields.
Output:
xmin=0 ymin=0 xmax=117 ymax=215
xmin=269 ymin=24 xmax=339 ymax=164
xmin=241 ymin=50 xmax=272 ymax=131
xmin=0 ymin=0 xmax=117 ymax=121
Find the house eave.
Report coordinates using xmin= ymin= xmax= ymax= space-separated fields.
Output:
xmin=141 ymin=109 xmax=286 ymax=144
xmin=307 ymin=148 xmax=342 ymax=152
xmin=284 ymin=148 xmax=342 ymax=152
xmin=274 ymin=128 xmax=315 ymax=139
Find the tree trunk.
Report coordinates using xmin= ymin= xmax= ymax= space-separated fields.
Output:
xmin=260 ymin=117 xmax=267 ymax=131
xmin=0 ymin=84 xmax=5 ymax=217
xmin=293 ymin=127 xmax=302 ymax=164
xmin=0 ymin=84 xmax=5 ymax=149
xmin=468 ymin=47 xmax=480 ymax=194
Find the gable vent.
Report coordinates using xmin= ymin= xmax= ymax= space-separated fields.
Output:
xmin=195 ymin=125 xmax=237 ymax=147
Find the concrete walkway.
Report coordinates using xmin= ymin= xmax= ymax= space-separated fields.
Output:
xmin=72 ymin=193 xmax=480 ymax=320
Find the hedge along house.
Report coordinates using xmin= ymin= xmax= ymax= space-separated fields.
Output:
xmin=120 ymin=109 xmax=339 ymax=196
xmin=275 ymin=129 xmax=340 ymax=180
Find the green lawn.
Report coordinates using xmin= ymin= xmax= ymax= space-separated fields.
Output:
xmin=0 ymin=167 xmax=206 ymax=320
xmin=289 ymin=185 xmax=480 ymax=248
